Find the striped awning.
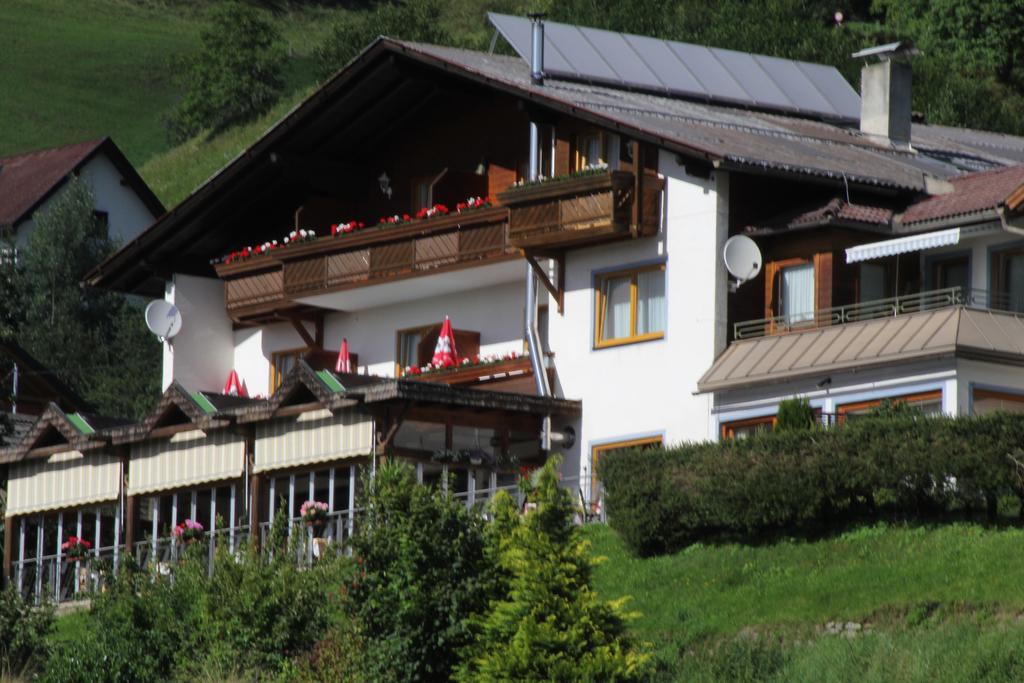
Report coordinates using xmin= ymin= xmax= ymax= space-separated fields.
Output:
xmin=845 ymin=228 xmax=960 ymax=264
xmin=255 ymin=408 xmax=372 ymax=473
xmin=6 ymin=450 xmax=120 ymax=516
xmin=129 ymin=429 xmax=245 ymax=496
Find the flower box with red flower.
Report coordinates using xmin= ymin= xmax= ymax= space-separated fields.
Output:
xmin=62 ymin=536 xmax=93 ymax=562
xmin=301 ymin=500 xmax=329 ymax=527
xmin=173 ymin=519 xmax=204 ymax=544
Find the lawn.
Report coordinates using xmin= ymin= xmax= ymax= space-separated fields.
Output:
xmin=0 ymin=1 xmax=342 ymax=169
xmin=586 ymin=522 xmax=1024 ymax=681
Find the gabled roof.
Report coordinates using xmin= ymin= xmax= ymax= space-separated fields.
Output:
xmin=111 ymin=381 xmax=232 ymax=444
xmin=0 ymin=402 xmax=115 ymax=462
xmin=698 ymin=306 xmax=1024 ymax=393
xmin=0 ymin=413 xmax=35 ymax=450
xmin=900 ymin=165 xmax=1024 ymax=227
xmin=747 ymin=197 xmax=894 ymax=235
xmin=87 ymin=33 xmax=1024 ymax=296
xmin=0 ymin=138 xmax=164 ymax=230
xmin=238 ymin=361 xmax=363 ymax=422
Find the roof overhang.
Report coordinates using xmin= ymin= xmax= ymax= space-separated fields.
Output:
xmin=698 ymin=306 xmax=1024 ymax=394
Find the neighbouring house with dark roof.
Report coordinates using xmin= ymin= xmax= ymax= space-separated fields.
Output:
xmin=0 ymin=339 xmax=90 ymax=417
xmin=7 ymin=14 xmax=1024 ymax=602
xmin=0 ymin=137 xmax=164 ymax=254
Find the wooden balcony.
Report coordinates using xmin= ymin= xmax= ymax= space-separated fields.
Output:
xmin=498 ymin=170 xmax=664 ymax=250
xmin=214 ymin=206 xmax=513 ymax=322
xmin=408 ymin=355 xmax=553 ymax=395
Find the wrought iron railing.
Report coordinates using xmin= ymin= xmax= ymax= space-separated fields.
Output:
xmin=734 ymin=287 xmax=1024 ymax=340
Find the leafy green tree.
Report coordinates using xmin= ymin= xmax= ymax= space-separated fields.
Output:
xmin=168 ymin=2 xmax=284 ymax=142
xmin=0 ymin=586 xmax=54 ymax=678
xmin=344 ymin=461 xmax=495 ymax=682
xmin=315 ymin=0 xmax=453 ymax=80
xmin=15 ymin=175 xmax=160 ymax=418
xmin=457 ymin=458 xmax=650 ymax=682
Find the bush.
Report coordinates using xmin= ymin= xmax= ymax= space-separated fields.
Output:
xmin=167 ymin=2 xmax=284 ymax=141
xmin=775 ymin=398 xmax=816 ymax=431
xmin=0 ymin=586 xmax=53 ymax=677
xmin=601 ymin=412 xmax=1024 ymax=556
xmin=342 ymin=461 xmax=495 ymax=682
xmin=43 ymin=513 xmax=349 ymax=682
xmin=456 ymin=459 xmax=651 ymax=682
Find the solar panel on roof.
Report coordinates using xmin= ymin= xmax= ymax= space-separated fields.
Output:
xmin=488 ymin=13 xmax=861 ymax=122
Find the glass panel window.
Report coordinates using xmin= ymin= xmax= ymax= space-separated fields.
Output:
xmin=931 ymin=255 xmax=969 ymax=292
xmin=595 ymin=265 xmax=666 ymax=347
xmin=859 ymin=262 xmax=889 ymax=303
xmin=721 ymin=416 xmax=776 ymax=440
xmin=973 ymin=389 xmax=1024 ymax=415
xmin=270 ymin=349 xmax=305 ymax=392
xmin=838 ymin=391 xmax=943 ymax=423
xmin=575 ymin=133 xmax=605 ymax=171
xmin=780 ymin=263 xmax=814 ymax=324
xmin=992 ymin=248 xmax=1024 ymax=312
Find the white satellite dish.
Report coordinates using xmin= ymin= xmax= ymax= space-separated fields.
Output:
xmin=144 ymin=300 xmax=182 ymax=342
xmin=723 ymin=235 xmax=762 ymax=290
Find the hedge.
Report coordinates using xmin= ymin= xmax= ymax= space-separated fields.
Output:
xmin=600 ymin=412 xmax=1024 ymax=556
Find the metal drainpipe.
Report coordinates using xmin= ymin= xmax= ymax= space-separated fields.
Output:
xmin=525 ymin=13 xmax=552 ymax=450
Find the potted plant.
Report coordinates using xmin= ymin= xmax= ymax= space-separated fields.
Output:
xmin=301 ymin=500 xmax=329 ymax=527
xmin=173 ymin=519 xmax=204 ymax=544
xmin=62 ymin=536 xmax=92 ymax=562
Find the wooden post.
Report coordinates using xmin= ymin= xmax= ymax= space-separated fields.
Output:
xmin=2 ymin=515 xmax=13 ymax=589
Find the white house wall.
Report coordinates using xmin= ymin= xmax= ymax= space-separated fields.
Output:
xmin=14 ymin=152 xmax=157 ymax=249
xmin=164 ymin=274 xmax=235 ymax=393
xmin=957 ymin=358 xmax=1024 ymax=414
xmin=548 ymin=154 xmax=728 ymax=486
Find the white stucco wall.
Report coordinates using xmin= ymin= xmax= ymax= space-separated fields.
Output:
xmin=14 ymin=152 xmax=157 ymax=249
xmin=916 ymin=224 xmax=1019 ymax=293
xmin=548 ymin=155 xmax=729 ymax=485
xmin=957 ymin=359 xmax=1024 ymax=414
xmin=232 ymin=281 xmax=528 ymax=398
xmin=164 ymin=274 xmax=235 ymax=394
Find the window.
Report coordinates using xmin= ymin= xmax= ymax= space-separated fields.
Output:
xmin=991 ymin=247 xmax=1024 ymax=312
xmin=270 ymin=348 xmax=307 ymax=392
xmin=721 ymin=415 xmax=776 ymax=440
xmin=395 ymin=325 xmax=433 ymax=375
xmin=973 ymin=388 xmax=1024 ymax=415
xmin=837 ymin=390 xmax=943 ymax=423
xmin=594 ymin=264 xmax=666 ymax=348
xmin=858 ymin=262 xmax=890 ymax=303
xmin=591 ymin=435 xmax=663 ymax=503
xmin=930 ymin=254 xmax=969 ymax=292
xmin=574 ymin=132 xmax=606 ymax=171
xmin=780 ymin=263 xmax=815 ymax=324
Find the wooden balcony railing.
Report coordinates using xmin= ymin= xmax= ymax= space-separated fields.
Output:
xmin=498 ymin=169 xmax=663 ymax=250
xmin=214 ymin=207 xmax=513 ymax=322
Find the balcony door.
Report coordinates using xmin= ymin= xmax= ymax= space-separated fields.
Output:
xmin=992 ymin=247 xmax=1024 ymax=312
xmin=929 ymin=254 xmax=969 ymax=295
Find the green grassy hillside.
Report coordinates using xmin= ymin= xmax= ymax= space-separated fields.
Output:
xmin=0 ymin=0 xmax=342 ymax=167
xmin=586 ymin=523 xmax=1024 ymax=681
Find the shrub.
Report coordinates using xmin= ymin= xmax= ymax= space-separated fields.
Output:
xmin=43 ymin=512 xmax=349 ymax=682
xmin=775 ymin=397 xmax=816 ymax=431
xmin=167 ymin=2 xmax=284 ymax=141
xmin=343 ymin=461 xmax=495 ymax=682
xmin=456 ymin=459 xmax=652 ymax=682
xmin=601 ymin=412 xmax=1024 ymax=556
xmin=0 ymin=586 xmax=53 ymax=677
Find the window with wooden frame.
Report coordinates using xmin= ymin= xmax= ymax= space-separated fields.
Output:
xmin=836 ymin=390 xmax=943 ymax=423
xmin=594 ymin=264 xmax=666 ymax=348
xmin=395 ymin=325 xmax=433 ymax=375
xmin=574 ymin=131 xmax=606 ymax=171
xmin=991 ymin=246 xmax=1024 ymax=312
xmin=410 ymin=170 xmax=446 ymax=212
xmin=590 ymin=435 xmax=663 ymax=503
xmin=764 ymin=257 xmax=816 ymax=327
xmin=929 ymin=253 xmax=970 ymax=292
xmin=973 ymin=388 xmax=1024 ymax=415
xmin=721 ymin=415 xmax=777 ymax=440
xmin=270 ymin=348 xmax=308 ymax=392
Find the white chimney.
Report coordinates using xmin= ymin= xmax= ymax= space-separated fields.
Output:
xmin=852 ymin=42 xmax=918 ymax=147
xmin=528 ymin=13 xmax=545 ymax=86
